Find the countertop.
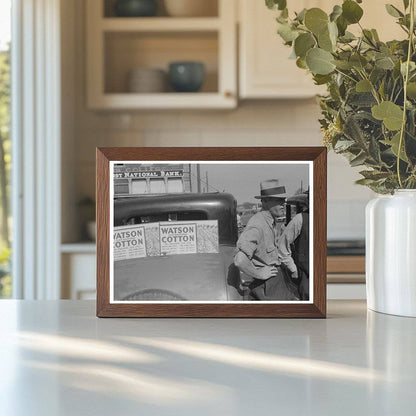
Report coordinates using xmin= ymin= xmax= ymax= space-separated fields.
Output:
xmin=0 ymin=300 xmax=415 ymax=415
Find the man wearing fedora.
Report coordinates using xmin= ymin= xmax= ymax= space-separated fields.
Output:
xmin=278 ymin=191 xmax=310 ymax=300
xmin=234 ymin=180 xmax=299 ymax=301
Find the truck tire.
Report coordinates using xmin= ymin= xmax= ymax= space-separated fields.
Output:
xmin=122 ymin=289 xmax=186 ymax=301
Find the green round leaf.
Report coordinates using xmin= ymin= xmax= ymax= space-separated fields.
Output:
xmin=362 ymin=29 xmax=375 ymax=44
xmin=339 ymin=31 xmax=356 ymax=43
xmin=407 ymin=82 xmax=416 ymax=99
xmin=401 ymin=61 xmax=416 ymax=77
xmin=330 ymin=5 xmax=343 ymax=22
xmin=294 ymin=33 xmax=315 ymax=57
xmin=382 ymin=133 xmax=409 ymax=162
xmin=328 ymin=21 xmax=338 ymax=42
xmin=336 ymin=15 xmax=348 ymax=36
xmin=318 ymin=32 xmax=333 ymax=52
xmin=375 ymin=57 xmax=395 ymax=70
xmin=306 ymin=48 xmax=335 ymax=75
xmin=371 ymin=29 xmax=380 ymax=42
xmin=266 ymin=0 xmax=287 ymax=11
xmin=356 ymin=79 xmax=372 ymax=93
xmin=296 ymin=57 xmax=307 ymax=69
xmin=277 ymin=23 xmax=299 ymax=42
xmin=385 ymin=4 xmax=403 ymax=18
xmin=342 ymin=0 xmax=363 ymax=24
xmin=317 ymin=22 xmax=338 ymax=52
xmin=371 ymin=101 xmax=403 ymax=131
xmin=350 ymin=53 xmax=368 ymax=69
xmin=333 ymin=59 xmax=353 ymax=70
xmin=313 ymin=74 xmax=332 ymax=85
xmin=296 ymin=8 xmax=307 ymax=23
xmin=304 ymin=8 xmax=329 ymax=35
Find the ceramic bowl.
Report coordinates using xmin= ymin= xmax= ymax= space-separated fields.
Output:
xmin=114 ymin=0 xmax=158 ymax=17
xmin=168 ymin=62 xmax=205 ymax=93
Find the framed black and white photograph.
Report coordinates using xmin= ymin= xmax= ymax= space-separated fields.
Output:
xmin=96 ymin=147 xmax=327 ymax=318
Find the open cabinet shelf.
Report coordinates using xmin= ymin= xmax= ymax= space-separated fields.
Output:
xmin=103 ymin=0 xmax=219 ymax=18
xmin=101 ymin=17 xmax=221 ymax=31
xmin=86 ymin=0 xmax=237 ymax=109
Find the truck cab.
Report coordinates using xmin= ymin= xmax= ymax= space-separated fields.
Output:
xmin=113 ymin=192 xmax=242 ymax=301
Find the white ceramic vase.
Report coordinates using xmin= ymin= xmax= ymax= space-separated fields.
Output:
xmin=366 ymin=190 xmax=416 ymax=317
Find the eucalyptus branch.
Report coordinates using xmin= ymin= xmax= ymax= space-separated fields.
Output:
xmin=399 ymin=24 xmax=410 ymax=35
xmin=390 ymin=79 xmax=398 ymax=101
xmin=358 ymin=22 xmax=378 ymax=49
xmin=267 ymin=0 xmax=416 ymax=193
xmin=334 ymin=68 xmax=358 ymax=83
xmin=397 ymin=0 xmax=415 ymax=187
xmin=358 ymin=69 xmax=381 ymax=104
xmin=393 ymin=86 xmax=404 ymax=104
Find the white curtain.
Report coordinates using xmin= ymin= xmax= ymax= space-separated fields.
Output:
xmin=12 ymin=0 xmax=61 ymax=299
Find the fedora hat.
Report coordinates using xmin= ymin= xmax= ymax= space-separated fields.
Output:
xmin=254 ymin=179 xmax=287 ymax=199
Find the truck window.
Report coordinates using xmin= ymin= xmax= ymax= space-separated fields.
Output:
xmin=124 ymin=211 xmax=208 ymax=225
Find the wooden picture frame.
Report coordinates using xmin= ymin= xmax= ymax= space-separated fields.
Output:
xmin=97 ymin=147 xmax=327 ymax=318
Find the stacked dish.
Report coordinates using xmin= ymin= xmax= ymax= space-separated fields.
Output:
xmin=127 ymin=68 xmax=167 ymax=93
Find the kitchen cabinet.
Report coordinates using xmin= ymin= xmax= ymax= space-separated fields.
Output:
xmin=86 ymin=0 xmax=237 ymax=109
xmin=87 ymin=1 xmax=405 ymax=108
xmin=327 ymin=255 xmax=365 ymax=287
xmin=238 ymin=0 xmax=329 ymax=99
xmin=60 ymin=248 xmax=366 ymax=300
xmin=238 ymin=0 xmax=404 ymax=99
xmin=61 ymin=244 xmax=96 ymax=300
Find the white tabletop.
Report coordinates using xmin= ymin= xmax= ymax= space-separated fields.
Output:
xmin=0 ymin=300 xmax=415 ymax=416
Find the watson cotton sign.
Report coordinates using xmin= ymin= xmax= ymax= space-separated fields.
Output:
xmin=113 ymin=225 xmax=147 ymax=261
xmin=113 ymin=221 xmax=219 ymax=261
xmin=160 ymin=223 xmax=197 ymax=255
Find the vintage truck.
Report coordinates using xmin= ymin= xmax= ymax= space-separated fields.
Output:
xmin=113 ymin=192 xmax=243 ymax=301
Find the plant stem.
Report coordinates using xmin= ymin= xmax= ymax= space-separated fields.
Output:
xmin=398 ymin=0 xmax=415 ymax=188
xmin=358 ymin=22 xmax=378 ymax=49
xmin=390 ymin=78 xmax=397 ymax=101
xmin=358 ymin=69 xmax=380 ymax=104
xmin=334 ymin=68 xmax=357 ymax=83
xmin=393 ymin=86 xmax=404 ymax=104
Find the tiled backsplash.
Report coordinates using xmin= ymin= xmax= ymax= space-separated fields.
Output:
xmin=328 ymin=200 xmax=368 ymax=240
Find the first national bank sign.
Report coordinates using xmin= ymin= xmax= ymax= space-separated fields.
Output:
xmin=114 ymin=170 xmax=183 ymax=179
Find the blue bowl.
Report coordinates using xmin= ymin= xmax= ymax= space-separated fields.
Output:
xmin=114 ymin=0 xmax=158 ymax=17
xmin=169 ymin=62 xmax=205 ymax=93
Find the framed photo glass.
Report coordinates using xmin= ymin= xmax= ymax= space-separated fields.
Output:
xmin=97 ymin=147 xmax=327 ymax=317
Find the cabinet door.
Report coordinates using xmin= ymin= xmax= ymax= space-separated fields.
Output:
xmin=239 ymin=0 xmax=403 ymax=99
xmin=62 ymin=253 xmax=96 ymax=300
xmin=239 ymin=0 xmax=324 ymax=99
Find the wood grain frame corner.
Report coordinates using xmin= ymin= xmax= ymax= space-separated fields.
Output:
xmin=96 ymin=147 xmax=327 ymax=318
